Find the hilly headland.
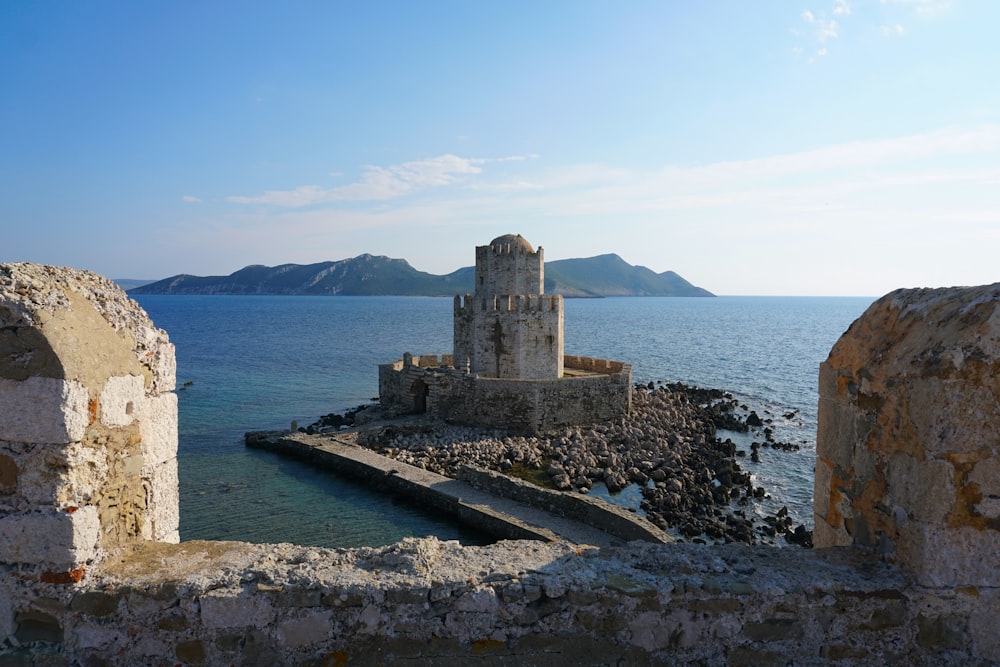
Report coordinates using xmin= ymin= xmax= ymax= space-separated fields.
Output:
xmin=127 ymin=253 xmax=713 ymax=297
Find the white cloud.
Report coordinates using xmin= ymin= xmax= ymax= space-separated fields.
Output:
xmin=801 ymin=10 xmax=839 ymax=41
xmin=227 ymin=154 xmax=536 ymax=207
xmin=797 ymin=4 xmax=843 ymax=61
xmin=160 ymin=124 xmax=1000 ymax=295
xmin=181 ymin=195 xmax=202 ymax=203
xmin=880 ymin=0 xmax=953 ymax=15
xmin=880 ymin=23 xmax=905 ymax=36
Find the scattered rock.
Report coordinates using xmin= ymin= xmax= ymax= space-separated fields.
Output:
xmin=311 ymin=383 xmax=809 ymax=546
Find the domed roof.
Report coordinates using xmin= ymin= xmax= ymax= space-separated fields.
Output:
xmin=490 ymin=234 xmax=534 ymax=253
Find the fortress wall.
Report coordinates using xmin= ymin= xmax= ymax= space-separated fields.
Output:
xmin=4 ymin=267 xmax=1000 ymax=663
xmin=0 ymin=264 xmax=178 ymax=586
xmin=475 ymin=240 xmax=543 ymax=297
xmin=386 ymin=362 xmax=632 ymax=433
xmin=454 ymin=297 xmax=564 ymax=379
xmin=3 ymin=535 xmax=997 ymax=664
xmin=376 ymin=362 xmax=410 ymax=411
xmin=565 ymin=355 xmax=626 ymax=374
xmin=496 ymin=305 xmax=563 ymax=379
xmin=408 ymin=364 xmax=632 ymax=433
xmin=814 ymin=283 xmax=1000 ymax=588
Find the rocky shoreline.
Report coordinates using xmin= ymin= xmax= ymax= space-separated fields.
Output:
xmin=306 ymin=383 xmax=813 ymax=547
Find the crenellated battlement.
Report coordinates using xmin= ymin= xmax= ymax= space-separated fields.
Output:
xmin=564 ymin=355 xmax=626 ymax=374
xmin=398 ymin=352 xmax=455 ymax=368
xmin=455 ymin=293 xmax=561 ymax=314
xmin=488 ymin=240 xmax=539 ymax=256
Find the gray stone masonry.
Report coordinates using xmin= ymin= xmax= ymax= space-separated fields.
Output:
xmin=0 ymin=263 xmax=178 ymax=583
xmin=383 ymin=235 xmax=631 ymax=431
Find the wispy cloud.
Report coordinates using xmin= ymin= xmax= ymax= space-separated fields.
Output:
xmin=881 ymin=0 xmax=954 ymax=15
xmin=181 ymin=195 xmax=202 ymax=203
xmin=227 ymin=154 xmax=537 ymax=207
xmin=162 ymin=124 xmax=1000 ymax=295
xmin=797 ymin=4 xmax=841 ymax=61
xmin=224 ymin=125 xmax=1000 ymax=220
xmin=217 ymin=125 xmax=1000 ymax=229
xmin=801 ymin=9 xmax=840 ymax=41
xmin=795 ymin=0 xmax=950 ymax=61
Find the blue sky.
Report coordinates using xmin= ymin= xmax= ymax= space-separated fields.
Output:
xmin=2 ymin=1 xmax=998 ymax=296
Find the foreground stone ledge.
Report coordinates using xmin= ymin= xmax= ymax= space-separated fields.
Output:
xmin=2 ymin=537 xmax=997 ymax=664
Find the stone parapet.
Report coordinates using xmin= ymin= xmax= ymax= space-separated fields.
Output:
xmin=0 ymin=263 xmax=178 ymax=581
xmin=814 ymin=283 xmax=1000 ymax=588
xmin=3 ymin=537 xmax=997 ymax=664
xmin=378 ymin=360 xmax=632 ymax=433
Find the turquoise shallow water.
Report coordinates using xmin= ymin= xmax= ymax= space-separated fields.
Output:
xmin=134 ymin=294 xmax=874 ymax=547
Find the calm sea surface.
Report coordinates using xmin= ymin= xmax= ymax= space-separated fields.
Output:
xmin=133 ymin=294 xmax=874 ymax=547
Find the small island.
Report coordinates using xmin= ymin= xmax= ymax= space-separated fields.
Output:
xmin=250 ymin=235 xmax=808 ymax=546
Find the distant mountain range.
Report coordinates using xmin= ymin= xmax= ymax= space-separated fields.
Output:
xmin=126 ymin=253 xmax=714 ymax=298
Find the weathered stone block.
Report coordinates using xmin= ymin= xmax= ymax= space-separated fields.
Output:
xmin=886 ymin=453 xmax=954 ymax=524
xmin=99 ymin=375 xmax=144 ymax=428
xmin=174 ymin=639 xmax=206 ymax=665
xmin=916 ymin=614 xmax=967 ymax=651
xmin=138 ymin=393 xmax=177 ymax=469
xmin=908 ymin=378 xmax=1000 ymax=457
xmin=969 ymin=589 xmax=1000 ymax=659
xmin=0 ymin=452 xmax=16 ymax=494
xmin=277 ymin=611 xmax=332 ymax=648
xmin=70 ymin=591 xmax=120 ymax=617
xmin=0 ymin=377 xmax=89 ymax=444
xmin=860 ymin=600 xmax=907 ymax=631
xmin=742 ymin=618 xmax=804 ymax=642
xmin=0 ymin=507 xmax=99 ymax=568
xmin=14 ymin=611 xmax=63 ymax=644
xmin=897 ymin=521 xmax=1000 ymax=587
xmin=969 ymin=457 xmax=1000 ymax=519
xmin=200 ymin=592 xmax=275 ymax=629
xmin=142 ymin=458 xmax=179 ymax=543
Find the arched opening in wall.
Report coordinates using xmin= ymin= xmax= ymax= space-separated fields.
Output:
xmin=410 ymin=378 xmax=429 ymax=414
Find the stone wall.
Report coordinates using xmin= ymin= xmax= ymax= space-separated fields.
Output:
xmin=7 ymin=536 xmax=999 ymax=665
xmin=378 ymin=355 xmax=632 ymax=433
xmin=814 ymin=283 xmax=1000 ymax=588
xmin=3 ymin=268 xmax=1000 ymax=664
xmin=457 ymin=465 xmax=667 ymax=544
xmin=474 ymin=236 xmax=543 ymax=297
xmin=453 ymin=293 xmax=564 ymax=379
xmin=454 ymin=235 xmax=563 ymax=380
xmin=0 ymin=263 xmax=178 ymax=584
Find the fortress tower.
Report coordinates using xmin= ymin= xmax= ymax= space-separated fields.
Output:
xmin=380 ymin=234 xmax=630 ymax=432
xmin=453 ymin=234 xmax=564 ymax=379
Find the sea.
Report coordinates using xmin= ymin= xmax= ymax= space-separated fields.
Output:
xmin=133 ymin=294 xmax=875 ymax=548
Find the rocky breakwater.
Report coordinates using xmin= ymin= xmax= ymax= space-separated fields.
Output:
xmin=323 ymin=383 xmax=810 ymax=546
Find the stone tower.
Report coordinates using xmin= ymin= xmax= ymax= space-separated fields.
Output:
xmin=454 ymin=234 xmax=564 ymax=379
